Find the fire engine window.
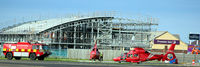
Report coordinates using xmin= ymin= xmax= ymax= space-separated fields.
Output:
xmin=32 ymin=46 xmax=36 ymax=49
xmin=32 ymin=45 xmax=39 ymax=49
xmin=39 ymin=45 xmax=42 ymax=49
xmin=36 ymin=46 xmax=39 ymax=49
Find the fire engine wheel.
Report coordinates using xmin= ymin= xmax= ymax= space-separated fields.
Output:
xmin=6 ymin=53 xmax=13 ymax=60
xmin=15 ymin=57 xmax=21 ymax=60
xmin=38 ymin=57 xmax=44 ymax=60
xmin=30 ymin=53 xmax=37 ymax=60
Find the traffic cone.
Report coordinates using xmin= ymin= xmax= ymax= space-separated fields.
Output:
xmin=192 ymin=60 xmax=195 ymax=65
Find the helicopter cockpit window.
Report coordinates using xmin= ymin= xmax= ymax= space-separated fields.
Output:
xmin=128 ymin=54 xmax=131 ymax=57
xmin=130 ymin=54 xmax=133 ymax=57
xmin=134 ymin=54 xmax=138 ymax=57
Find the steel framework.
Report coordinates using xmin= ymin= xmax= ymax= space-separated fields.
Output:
xmin=0 ymin=14 xmax=158 ymax=50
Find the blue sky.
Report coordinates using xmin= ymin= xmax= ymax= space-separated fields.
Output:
xmin=0 ymin=0 xmax=200 ymax=43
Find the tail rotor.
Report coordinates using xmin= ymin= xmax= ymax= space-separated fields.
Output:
xmin=162 ymin=42 xmax=178 ymax=64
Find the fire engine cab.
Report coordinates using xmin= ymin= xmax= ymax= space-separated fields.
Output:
xmin=3 ymin=42 xmax=51 ymax=60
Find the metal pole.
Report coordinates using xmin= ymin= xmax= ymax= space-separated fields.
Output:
xmin=97 ymin=21 xmax=99 ymax=39
xmin=74 ymin=26 xmax=77 ymax=49
xmin=119 ymin=19 xmax=122 ymax=46
xmin=110 ymin=19 xmax=113 ymax=44
xmin=59 ymin=27 xmax=62 ymax=58
xmin=91 ymin=21 xmax=94 ymax=46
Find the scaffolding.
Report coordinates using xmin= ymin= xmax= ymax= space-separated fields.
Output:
xmin=0 ymin=12 xmax=158 ymax=50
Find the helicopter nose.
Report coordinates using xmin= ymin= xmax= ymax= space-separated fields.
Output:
xmin=113 ymin=57 xmax=120 ymax=61
xmin=125 ymin=57 xmax=131 ymax=62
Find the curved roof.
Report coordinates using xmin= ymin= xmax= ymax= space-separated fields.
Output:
xmin=0 ymin=16 xmax=113 ymax=34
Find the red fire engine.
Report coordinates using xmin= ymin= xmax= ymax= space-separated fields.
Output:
xmin=3 ymin=42 xmax=51 ymax=60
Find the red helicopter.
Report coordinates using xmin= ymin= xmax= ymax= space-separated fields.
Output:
xmin=89 ymin=40 xmax=103 ymax=61
xmin=113 ymin=43 xmax=178 ymax=64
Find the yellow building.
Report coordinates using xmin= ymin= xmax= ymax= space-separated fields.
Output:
xmin=150 ymin=31 xmax=188 ymax=53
